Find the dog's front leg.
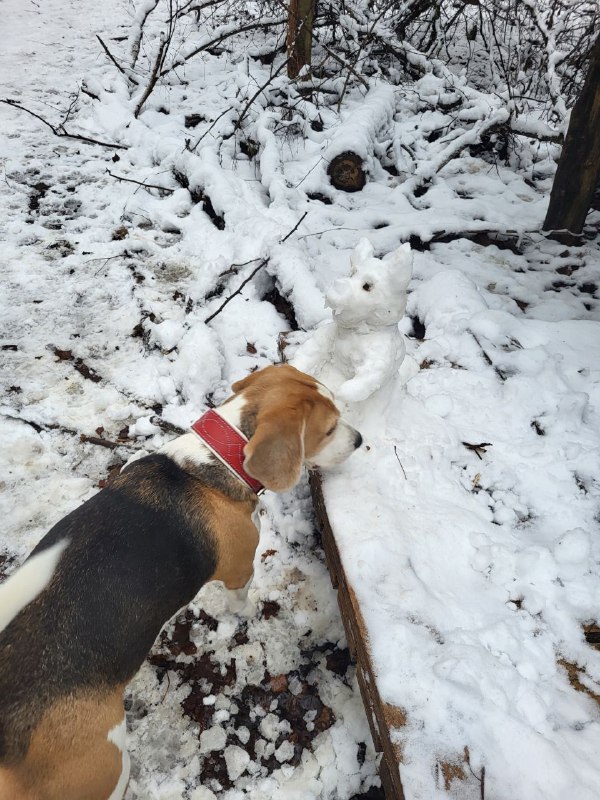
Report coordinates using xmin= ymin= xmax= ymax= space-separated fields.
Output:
xmin=210 ymin=503 xmax=261 ymax=617
xmin=225 ymin=574 xmax=256 ymax=617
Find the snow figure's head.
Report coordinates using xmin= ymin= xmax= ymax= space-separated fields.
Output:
xmin=327 ymin=238 xmax=413 ymax=329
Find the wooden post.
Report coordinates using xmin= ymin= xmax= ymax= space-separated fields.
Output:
xmin=287 ymin=0 xmax=315 ymax=79
xmin=543 ymin=33 xmax=600 ymax=236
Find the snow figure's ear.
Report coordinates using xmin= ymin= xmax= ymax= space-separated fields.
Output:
xmin=243 ymin=410 xmax=305 ymax=492
xmin=350 ymin=238 xmax=375 ymax=272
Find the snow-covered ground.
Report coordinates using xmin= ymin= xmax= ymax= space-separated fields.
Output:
xmin=1 ymin=0 xmax=600 ymax=798
xmin=0 ymin=2 xmax=379 ymax=798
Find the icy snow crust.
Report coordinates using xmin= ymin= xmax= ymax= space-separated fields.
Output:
xmin=1 ymin=0 xmax=600 ymax=798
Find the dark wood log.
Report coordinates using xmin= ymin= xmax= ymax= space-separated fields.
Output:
xmin=287 ymin=0 xmax=315 ymax=79
xmin=543 ymin=33 xmax=600 ymax=237
xmin=309 ymin=472 xmax=407 ymax=800
xmin=327 ymin=151 xmax=367 ymax=192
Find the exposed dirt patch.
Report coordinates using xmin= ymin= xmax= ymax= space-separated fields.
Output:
xmin=145 ymin=607 xmax=349 ymax=790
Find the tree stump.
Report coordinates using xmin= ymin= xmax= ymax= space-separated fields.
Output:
xmin=327 ymin=152 xmax=366 ymax=192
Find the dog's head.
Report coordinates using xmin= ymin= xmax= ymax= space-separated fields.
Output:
xmin=228 ymin=365 xmax=362 ymax=492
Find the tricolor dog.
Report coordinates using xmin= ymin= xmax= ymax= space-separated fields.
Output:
xmin=0 ymin=365 xmax=361 ymax=800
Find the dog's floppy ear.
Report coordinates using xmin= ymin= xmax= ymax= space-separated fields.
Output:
xmin=232 ymin=373 xmax=254 ymax=394
xmin=243 ymin=412 xmax=305 ymax=492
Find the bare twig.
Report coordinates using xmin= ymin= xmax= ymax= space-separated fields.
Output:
xmin=61 ymin=91 xmax=80 ymax=127
xmin=80 ymin=82 xmax=100 ymax=101
xmin=188 ymin=107 xmax=234 ymax=151
xmin=469 ymin=332 xmax=493 ymax=366
xmin=160 ymin=18 xmax=287 ymax=79
xmin=170 ymin=0 xmax=223 ymax=24
xmin=205 ymin=211 xmax=308 ymax=324
xmin=393 ymin=445 xmax=407 ymax=479
xmin=97 ymin=35 xmax=140 ymax=85
xmin=160 ymin=671 xmax=171 ymax=703
xmin=233 ymin=57 xmax=291 ymax=133
xmin=204 ymin=258 xmax=269 ymax=324
xmin=134 ymin=33 xmax=169 ymax=118
xmin=462 ymin=441 xmax=493 ymax=460
xmin=1 ymin=98 xmax=128 ymax=149
xmin=298 ymin=226 xmax=358 ymax=239
xmin=337 ymin=0 xmax=398 ymax=108
xmin=280 ymin=210 xmax=309 ymax=242
xmin=0 ymin=413 xmax=48 ymax=435
xmin=469 ymin=331 xmax=507 ymax=381
xmin=130 ymin=0 xmax=161 ymax=70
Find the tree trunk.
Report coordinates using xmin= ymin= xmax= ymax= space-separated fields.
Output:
xmin=287 ymin=0 xmax=315 ymax=79
xmin=543 ymin=33 xmax=600 ymax=236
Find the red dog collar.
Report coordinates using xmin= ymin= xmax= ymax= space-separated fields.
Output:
xmin=191 ymin=409 xmax=264 ymax=495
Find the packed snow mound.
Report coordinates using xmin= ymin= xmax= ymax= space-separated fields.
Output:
xmin=294 ymin=238 xmax=413 ymax=403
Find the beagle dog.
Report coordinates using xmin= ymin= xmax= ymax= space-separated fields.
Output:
xmin=0 ymin=365 xmax=361 ymax=800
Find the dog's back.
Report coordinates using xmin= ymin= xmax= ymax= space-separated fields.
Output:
xmin=0 ymin=454 xmax=218 ymax=799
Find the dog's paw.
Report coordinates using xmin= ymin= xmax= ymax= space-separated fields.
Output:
xmin=225 ymin=583 xmax=256 ymax=618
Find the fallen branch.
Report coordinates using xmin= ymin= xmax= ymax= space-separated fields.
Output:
xmin=406 ymin=228 xmax=528 ymax=254
xmin=469 ymin=332 xmax=507 ymax=381
xmin=150 ymin=416 xmax=186 ymax=436
xmin=106 ymin=169 xmax=175 ymax=194
xmin=0 ymin=412 xmax=134 ymax=450
xmin=0 ymin=98 xmax=128 ymax=150
xmin=433 ymin=111 xmax=509 ymax=175
xmin=80 ymin=434 xmax=122 ymax=449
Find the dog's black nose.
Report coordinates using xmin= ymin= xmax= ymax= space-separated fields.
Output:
xmin=354 ymin=431 xmax=363 ymax=449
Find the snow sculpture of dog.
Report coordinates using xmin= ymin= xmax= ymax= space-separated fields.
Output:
xmin=295 ymin=238 xmax=413 ymax=402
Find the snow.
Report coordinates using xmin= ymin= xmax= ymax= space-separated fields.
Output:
xmin=224 ymin=745 xmax=251 ymax=780
xmin=200 ymin=727 xmax=228 ymax=754
xmin=1 ymin=0 xmax=600 ymax=799
xmin=308 ymin=258 xmax=600 ymax=797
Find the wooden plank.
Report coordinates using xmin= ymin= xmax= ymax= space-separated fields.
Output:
xmin=310 ymin=472 xmax=407 ymax=800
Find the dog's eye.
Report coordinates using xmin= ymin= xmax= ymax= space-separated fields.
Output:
xmin=325 ymin=425 xmax=337 ymax=437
